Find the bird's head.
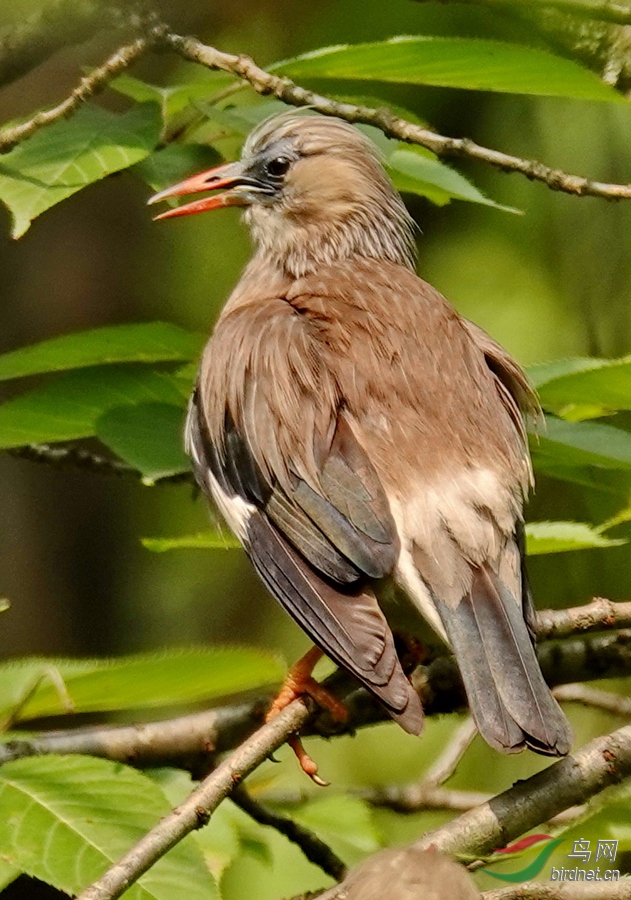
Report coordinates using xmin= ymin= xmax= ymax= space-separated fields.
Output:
xmin=149 ymin=112 xmax=416 ymax=277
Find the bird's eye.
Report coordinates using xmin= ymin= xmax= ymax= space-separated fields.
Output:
xmin=266 ymin=156 xmax=291 ymax=179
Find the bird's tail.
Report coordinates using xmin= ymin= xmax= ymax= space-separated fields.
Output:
xmin=435 ymin=565 xmax=572 ymax=756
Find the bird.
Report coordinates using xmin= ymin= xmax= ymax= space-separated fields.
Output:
xmin=149 ymin=111 xmax=572 ymax=768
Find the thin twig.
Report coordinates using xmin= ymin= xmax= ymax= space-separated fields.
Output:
xmin=158 ymin=29 xmax=631 ymax=202
xmin=7 ymin=443 xmax=193 ymax=483
xmin=554 ymin=683 xmax=631 ymax=717
xmin=77 ymin=698 xmax=312 ymax=900
xmin=232 ymin=786 xmax=347 ymax=882
xmin=0 ymin=34 xmax=153 ymax=153
xmin=424 ymin=716 xmax=479 ymax=785
xmin=536 ymin=597 xmax=631 ymax=638
xmin=362 ymin=782 xmax=491 ymax=814
xmin=358 ymin=716 xmax=486 ymax=813
xmin=418 ymin=0 xmax=631 ymax=27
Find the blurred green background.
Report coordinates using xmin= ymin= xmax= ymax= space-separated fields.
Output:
xmin=1 ymin=1 xmax=631 ymax=896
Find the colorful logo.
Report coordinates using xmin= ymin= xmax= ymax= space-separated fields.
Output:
xmin=486 ymin=835 xmax=564 ymax=883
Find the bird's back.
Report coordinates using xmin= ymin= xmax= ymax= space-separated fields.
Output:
xmin=193 ymin=253 xmax=570 ymax=755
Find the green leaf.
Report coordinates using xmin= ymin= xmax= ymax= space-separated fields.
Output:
xmin=387 ymin=145 xmax=519 ymax=211
xmin=142 ymin=530 xmax=241 ymax=552
xmin=0 ymin=322 xmax=203 ymax=382
xmin=525 ymin=521 xmax=625 ymax=555
xmin=0 ymin=756 xmax=217 ymax=900
xmin=0 ymin=103 xmax=162 ymax=238
xmin=111 ymin=73 xmax=237 ymax=118
xmin=195 ymin=99 xmax=290 ymax=135
xmin=275 ymin=37 xmax=622 ymax=101
xmin=96 ymin=402 xmax=189 ymax=483
xmin=530 ymin=416 xmax=631 ymax=472
xmin=292 ymin=795 xmax=381 ymax=862
xmin=135 ymin=144 xmax=222 ymax=194
xmin=0 ymin=647 xmax=286 ymax=722
xmin=0 ymin=365 xmax=188 ymax=449
xmin=0 ymin=860 xmax=19 ymax=892
xmin=529 ymin=355 xmax=631 ymax=412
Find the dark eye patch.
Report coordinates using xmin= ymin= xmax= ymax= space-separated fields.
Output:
xmin=265 ymin=156 xmax=292 ymax=179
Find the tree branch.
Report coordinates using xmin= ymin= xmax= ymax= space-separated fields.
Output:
xmin=7 ymin=443 xmax=193 ymax=484
xmin=77 ymin=716 xmax=631 ymax=900
xmin=2 ymin=623 xmax=630 ymax=771
xmin=312 ymin=725 xmax=631 ymax=900
xmin=0 ymin=699 xmax=272 ymax=770
xmin=483 ymin=884 xmax=631 ymax=899
xmin=537 ymin=598 xmax=631 ymax=638
xmin=157 ymin=28 xmax=631 ymax=202
xmin=413 ymin=725 xmax=631 ymax=858
xmin=358 ymin=716 xmax=489 ymax=814
xmin=0 ymin=34 xmax=153 ymax=153
xmin=554 ymin=683 xmax=631 ymax=716
xmin=77 ymin=698 xmax=312 ymax=900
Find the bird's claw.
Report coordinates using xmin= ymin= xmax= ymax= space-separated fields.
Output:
xmin=288 ymin=735 xmax=329 ymax=786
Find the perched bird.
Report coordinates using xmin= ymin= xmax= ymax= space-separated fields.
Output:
xmin=150 ymin=112 xmax=572 ymax=761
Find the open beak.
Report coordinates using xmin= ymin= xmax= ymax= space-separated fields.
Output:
xmin=147 ymin=161 xmax=250 ymax=220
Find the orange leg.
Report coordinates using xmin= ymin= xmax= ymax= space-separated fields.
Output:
xmin=266 ymin=646 xmax=348 ymax=785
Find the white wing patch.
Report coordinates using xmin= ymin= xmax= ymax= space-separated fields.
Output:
xmin=184 ymin=398 xmax=256 ymax=542
xmin=206 ymin=470 xmax=256 ymax=542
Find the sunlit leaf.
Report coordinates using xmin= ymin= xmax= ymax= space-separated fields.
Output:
xmin=0 ymin=322 xmax=203 ymax=382
xmin=0 ymin=365 xmax=188 ymax=449
xmin=387 ymin=145 xmax=519 ymax=211
xmin=0 ymin=647 xmax=286 ymax=721
xmin=111 ymin=73 xmax=237 ymax=118
xmin=530 ymin=417 xmax=631 ymax=472
xmin=96 ymin=402 xmax=189 ymax=483
xmin=275 ymin=37 xmax=622 ymax=101
xmin=292 ymin=795 xmax=381 ymax=863
xmin=0 ymin=860 xmax=18 ymax=893
xmin=525 ymin=521 xmax=625 ymax=555
xmin=0 ymin=103 xmax=161 ymax=238
xmin=142 ymin=530 xmax=241 ymax=552
xmin=529 ymin=355 xmax=631 ymax=412
xmin=0 ymin=756 xmax=217 ymax=900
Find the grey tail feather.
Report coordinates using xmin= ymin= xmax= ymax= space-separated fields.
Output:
xmin=435 ymin=565 xmax=572 ymax=757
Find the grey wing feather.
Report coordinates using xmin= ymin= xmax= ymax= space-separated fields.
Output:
xmin=187 ymin=388 xmax=421 ymax=731
xmin=246 ymin=511 xmax=423 ymax=734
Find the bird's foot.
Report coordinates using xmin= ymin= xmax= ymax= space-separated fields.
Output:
xmin=267 ymin=646 xmax=348 ymax=723
xmin=394 ymin=634 xmax=427 ymax=674
xmin=266 ymin=646 xmax=347 ymax=785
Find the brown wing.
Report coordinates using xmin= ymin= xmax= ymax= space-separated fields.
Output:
xmin=188 ymin=298 xmax=422 ymax=733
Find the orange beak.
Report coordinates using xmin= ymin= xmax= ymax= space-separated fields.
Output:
xmin=147 ymin=161 xmax=251 ymax=220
